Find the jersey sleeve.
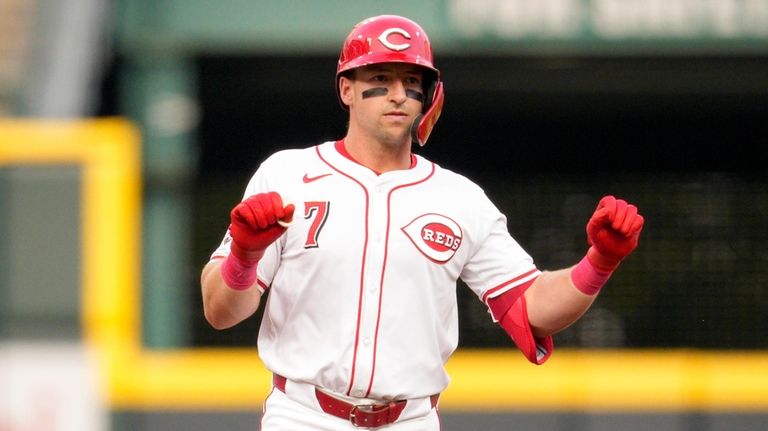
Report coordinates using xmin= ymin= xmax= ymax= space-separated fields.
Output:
xmin=459 ymin=192 xmax=540 ymax=310
xmin=458 ymin=191 xmax=552 ymax=363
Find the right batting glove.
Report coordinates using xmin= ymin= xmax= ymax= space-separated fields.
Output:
xmin=221 ymin=192 xmax=294 ymax=291
xmin=229 ymin=191 xmax=295 ymax=262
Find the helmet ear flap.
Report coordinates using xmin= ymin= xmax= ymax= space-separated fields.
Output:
xmin=411 ymin=80 xmax=445 ymax=147
xmin=423 ymin=79 xmax=437 ymax=112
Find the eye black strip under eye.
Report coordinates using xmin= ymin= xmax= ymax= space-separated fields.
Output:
xmin=361 ymin=87 xmax=425 ymax=103
xmin=362 ymin=87 xmax=388 ymax=98
xmin=405 ymin=89 xmax=425 ymax=103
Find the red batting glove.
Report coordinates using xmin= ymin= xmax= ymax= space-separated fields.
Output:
xmin=585 ymin=195 xmax=645 ymax=271
xmin=228 ymin=191 xmax=295 ymax=263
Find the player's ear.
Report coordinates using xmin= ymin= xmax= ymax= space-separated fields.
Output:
xmin=339 ymin=75 xmax=354 ymax=107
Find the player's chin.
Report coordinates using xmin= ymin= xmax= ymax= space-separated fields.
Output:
xmin=376 ymin=128 xmax=410 ymax=147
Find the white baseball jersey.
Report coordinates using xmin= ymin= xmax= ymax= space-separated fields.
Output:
xmin=211 ymin=140 xmax=541 ymax=400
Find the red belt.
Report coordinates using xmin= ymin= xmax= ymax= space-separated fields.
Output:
xmin=273 ymin=374 xmax=439 ymax=428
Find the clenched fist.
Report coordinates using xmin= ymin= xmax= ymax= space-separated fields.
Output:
xmin=585 ymin=195 xmax=644 ymax=271
xmin=229 ymin=191 xmax=295 ymax=262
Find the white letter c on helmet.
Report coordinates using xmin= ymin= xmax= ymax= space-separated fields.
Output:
xmin=378 ymin=28 xmax=411 ymax=51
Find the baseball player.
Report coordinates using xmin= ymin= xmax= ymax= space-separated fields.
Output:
xmin=201 ymin=14 xmax=644 ymax=431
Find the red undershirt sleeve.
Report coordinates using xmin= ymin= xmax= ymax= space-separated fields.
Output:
xmin=486 ymin=279 xmax=554 ymax=365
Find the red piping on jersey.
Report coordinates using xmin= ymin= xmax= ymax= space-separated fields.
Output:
xmin=257 ymin=278 xmax=269 ymax=292
xmin=317 ymin=142 xmax=434 ymax=397
xmin=481 ymin=268 xmax=541 ymax=304
xmin=317 ymin=144 xmax=370 ymax=396
xmin=364 ymin=162 xmax=436 ymax=398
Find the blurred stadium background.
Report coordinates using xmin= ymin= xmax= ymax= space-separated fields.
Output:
xmin=2 ymin=0 xmax=768 ymax=430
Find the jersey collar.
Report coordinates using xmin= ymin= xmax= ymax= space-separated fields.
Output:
xmin=318 ymin=141 xmax=433 ymax=187
xmin=334 ymin=140 xmax=417 ymax=176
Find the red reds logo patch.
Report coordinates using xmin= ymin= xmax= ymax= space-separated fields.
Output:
xmin=401 ymin=214 xmax=463 ymax=263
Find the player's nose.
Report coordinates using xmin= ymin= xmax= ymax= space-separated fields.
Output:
xmin=388 ymin=81 xmax=408 ymax=104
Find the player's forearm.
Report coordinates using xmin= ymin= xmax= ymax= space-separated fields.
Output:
xmin=524 ymin=268 xmax=596 ymax=337
xmin=201 ymin=259 xmax=262 ymax=329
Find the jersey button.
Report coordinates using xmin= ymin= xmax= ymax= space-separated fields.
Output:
xmin=352 ymin=390 xmax=364 ymax=397
xmin=363 ymin=337 xmax=371 ymax=346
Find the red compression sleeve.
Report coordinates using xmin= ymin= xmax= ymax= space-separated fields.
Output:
xmin=570 ymin=254 xmax=613 ymax=295
xmin=487 ymin=281 xmax=553 ymax=365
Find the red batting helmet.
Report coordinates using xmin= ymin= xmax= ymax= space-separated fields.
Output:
xmin=337 ymin=15 xmax=439 ymax=80
xmin=336 ymin=15 xmax=445 ymax=146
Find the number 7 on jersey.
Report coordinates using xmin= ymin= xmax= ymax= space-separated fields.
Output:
xmin=303 ymin=201 xmax=329 ymax=248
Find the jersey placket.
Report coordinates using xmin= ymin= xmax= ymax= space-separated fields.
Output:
xmin=347 ymin=180 xmax=389 ymax=398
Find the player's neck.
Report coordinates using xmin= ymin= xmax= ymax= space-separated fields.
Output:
xmin=342 ymin=135 xmax=412 ymax=174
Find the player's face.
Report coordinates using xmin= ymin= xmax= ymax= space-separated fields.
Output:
xmin=342 ymin=63 xmax=424 ymax=148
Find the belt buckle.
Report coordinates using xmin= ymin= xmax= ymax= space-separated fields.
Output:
xmin=348 ymin=403 xmax=387 ymax=429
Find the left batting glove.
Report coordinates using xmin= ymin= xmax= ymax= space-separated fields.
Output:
xmin=585 ymin=195 xmax=644 ymax=271
xmin=571 ymin=195 xmax=644 ymax=295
